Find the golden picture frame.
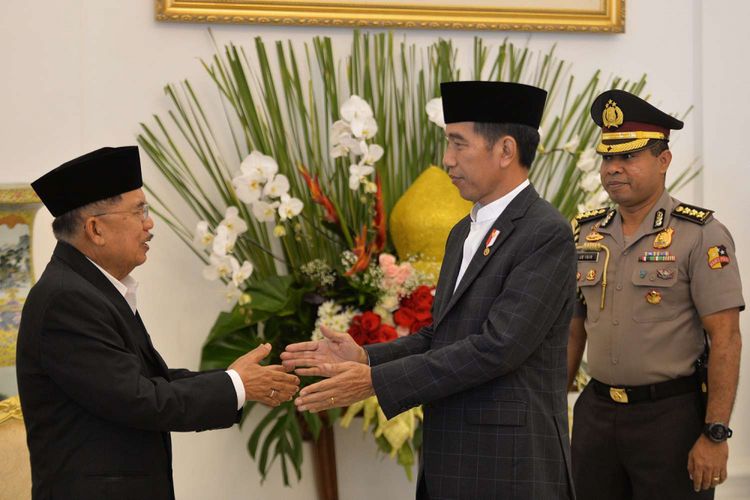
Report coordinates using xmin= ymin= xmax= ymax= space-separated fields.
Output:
xmin=156 ymin=0 xmax=624 ymax=33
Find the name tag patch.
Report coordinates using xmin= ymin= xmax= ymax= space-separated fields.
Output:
xmin=578 ymin=251 xmax=599 ymax=262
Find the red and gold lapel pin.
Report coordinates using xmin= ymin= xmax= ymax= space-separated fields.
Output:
xmin=483 ymin=229 xmax=500 ymax=256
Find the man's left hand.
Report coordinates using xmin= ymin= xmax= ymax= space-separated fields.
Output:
xmin=294 ymin=362 xmax=375 ymax=413
xmin=688 ymin=435 xmax=728 ymax=491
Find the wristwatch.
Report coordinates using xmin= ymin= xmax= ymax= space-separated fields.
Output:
xmin=704 ymin=422 xmax=733 ymax=443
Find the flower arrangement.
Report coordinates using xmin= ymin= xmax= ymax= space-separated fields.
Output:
xmin=137 ymin=30 xmax=698 ymax=485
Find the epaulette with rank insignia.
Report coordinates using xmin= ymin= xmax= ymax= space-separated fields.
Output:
xmin=672 ymin=203 xmax=713 ymax=225
xmin=574 ymin=207 xmax=609 ymax=224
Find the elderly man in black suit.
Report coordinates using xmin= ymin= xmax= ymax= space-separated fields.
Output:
xmin=16 ymin=146 xmax=299 ymax=499
xmin=282 ymin=81 xmax=577 ymax=500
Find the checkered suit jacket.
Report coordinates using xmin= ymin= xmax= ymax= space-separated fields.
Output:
xmin=366 ymin=185 xmax=576 ymax=500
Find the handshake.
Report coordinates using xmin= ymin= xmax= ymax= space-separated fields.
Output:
xmin=228 ymin=326 xmax=375 ymax=410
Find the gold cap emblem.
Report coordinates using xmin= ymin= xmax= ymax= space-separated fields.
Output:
xmin=603 ymin=99 xmax=624 ymax=129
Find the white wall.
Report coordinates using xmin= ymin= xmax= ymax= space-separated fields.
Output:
xmin=1 ymin=0 xmax=748 ymax=498
xmin=700 ymin=0 xmax=750 ymax=480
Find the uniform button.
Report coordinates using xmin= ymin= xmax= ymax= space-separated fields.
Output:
xmin=613 ymin=319 xmax=619 ymax=326
xmin=616 ymin=284 xmax=623 ymax=291
xmin=612 ymin=358 xmax=619 ymax=364
xmin=649 ymin=276 xmax=655 ymax=282
xmin=623 ymin=250 xmax=629 ymax=255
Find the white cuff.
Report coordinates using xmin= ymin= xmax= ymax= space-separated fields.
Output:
xmin=225 ymin=369 xmax=245 ymax=410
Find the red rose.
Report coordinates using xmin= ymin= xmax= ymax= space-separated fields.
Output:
xmin=411 ymin=285 xmax=434 ymax=310
xmin=347 ymin=319 xmax=366 ymax=346
xmin=360 ymin=311 xmax=381 ymax=333
xmin=377 ymin=324 xmax=398 ymax=343
xmin=393 ymin=307 xmax=416 ymax=329
xmin=349 ymin=311 xmax=392 ymax=346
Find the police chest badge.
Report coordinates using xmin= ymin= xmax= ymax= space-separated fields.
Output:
xmin=653 ymin=227 xmax=674 ymax=249
xmin=646 ymin=290 xmax=662 ymax=305
xmin=707 ymin=245 xmax=730 ymax=269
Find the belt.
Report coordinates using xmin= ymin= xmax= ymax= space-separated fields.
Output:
xmin=590 ymin=374 xmax=699 ymax=404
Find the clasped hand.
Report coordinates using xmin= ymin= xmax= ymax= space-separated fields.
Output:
xmin=229 ymin=343 xmax=300 ymax=407
xmin=281 ymin=326 xmax=374 ymax=412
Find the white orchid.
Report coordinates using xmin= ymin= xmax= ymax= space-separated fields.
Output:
xmin=360 ymin=142 xmax=384 ymax=165
xmin=331 ymin=119 xmax=352 ymax=138
xmin=263 ymin=174 xmax=290 ymax=199
xmin=224 ymin=282 xmax=242 ymax=303
xmin=203 ymin=254 xmax=235 ymax=281
xmin=576 ymin=148 xmax=599 ymax=173
xmin=350 ymin=116 xmax=378 ymax=139
xmin=232 ymin=168 xmax=266 ymax=204
xmin=278 ymin=194 xmax=303 ymax=221
xmin=563 ymin=136 xmax=581 ymax=154
xmin=580 ymin=170 xmax=602 ymax=193
xmin=349 ymin=163 xmax=374 ymax=190
xmin=240 ymin=150 xmax=278 ymax=182
xmin=219 ymin=206 xmax=248 ymax=236
xmin=251 ymin=200 xmax=280 ymax=222
xmin=231 ymin=258 xmax=254 ymax=287
xmin=340 ymin=95 xmax=373 ymax=122
xmin=212 ymin=225 xmax=238 ymax=256
xmin=425 ymin=98 xmax=445 ymax=129
xmin=194 ymin=220 xmax=214 ymax=248
xmin=330 ymin=134 xmax=362 ymax=159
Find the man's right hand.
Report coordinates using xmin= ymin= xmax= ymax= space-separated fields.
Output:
xmin=280 ymin=326 xmax=367 ymax=374
xmin=229 ymin=343 xmax=300 ymax=407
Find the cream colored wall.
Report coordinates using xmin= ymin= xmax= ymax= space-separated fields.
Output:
xmin=1 ymin=0 xmax=747 ymax=498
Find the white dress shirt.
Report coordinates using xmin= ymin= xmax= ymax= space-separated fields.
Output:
xmin=87 ymin=258 xmax=245 ymax=410
xmin=454 ymin=179 xmax=530 ymax=291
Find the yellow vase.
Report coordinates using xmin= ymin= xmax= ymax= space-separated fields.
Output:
xmin=389 ymin=166 xmax=472 ymax=280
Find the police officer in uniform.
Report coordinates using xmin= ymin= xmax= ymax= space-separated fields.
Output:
xmin=567 ymin=89 xmax=744 ymax=499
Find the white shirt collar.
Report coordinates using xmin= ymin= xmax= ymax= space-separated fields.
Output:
xmin=470 ymin=179 xmax=530 ymax=224
xmin=86 ymin=257 xmax=139 ymax=314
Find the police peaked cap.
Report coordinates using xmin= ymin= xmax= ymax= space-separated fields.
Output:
xmin=441 ymin=81 xmax=547 ymax=129
xmin=32 ymin=146 xmax=143 ymax=217
xmin=591 ymin=89 xmax=684 ymax=155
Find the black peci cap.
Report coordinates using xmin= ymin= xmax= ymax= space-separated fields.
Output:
xmin=32 ymin=146 xmax=143 ymax=217
xmin=591 ymin=89 xmax=684 ymax=155
xmin=440 ymin=81 xmax=547 ymax=129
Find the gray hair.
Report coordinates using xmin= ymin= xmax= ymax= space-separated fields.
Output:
xmin=51 ymin=194 xmax=122 ymax=242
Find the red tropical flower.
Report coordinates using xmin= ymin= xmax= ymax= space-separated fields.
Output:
xmin=298 ymin=164 xmax=339 ymax=224
xmin=373 ymin=174 xmax=387 ymax=252
xmin=345 ymin=225 xmax=373 ymax=276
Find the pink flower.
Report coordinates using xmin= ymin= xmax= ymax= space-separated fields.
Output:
xmin=378 ymin=253 xmax=414 ymax=288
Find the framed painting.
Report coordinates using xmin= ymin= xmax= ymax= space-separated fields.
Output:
xmin=156 ymin=0 xmax=625 ymax=32
xmin=0 ymin=186 xmax=41 ymax=378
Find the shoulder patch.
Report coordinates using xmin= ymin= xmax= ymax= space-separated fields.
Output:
xmin=672 ymin=203 xmax=714 ymax=225
xmin=574 ymin=207 xmax=609 ymax=224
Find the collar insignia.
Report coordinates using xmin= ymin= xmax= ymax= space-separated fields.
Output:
xmin=653 ymin=208 xmax=665 ymax=229
xmin=600 ymin=209 xmax=616 ymax=228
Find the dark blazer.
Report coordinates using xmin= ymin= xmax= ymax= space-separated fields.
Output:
xmin=366 ymin=185 xmax=576 ymax=500
xmin=16 ymin=242 xmax=239 ymax=500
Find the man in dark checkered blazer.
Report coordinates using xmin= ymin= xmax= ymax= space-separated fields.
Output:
xmin=284 ymin=81 xmax=577 ymax=499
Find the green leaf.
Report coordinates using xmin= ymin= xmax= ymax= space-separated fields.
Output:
xmin=248 ymin=405 xmax=284 ymax=458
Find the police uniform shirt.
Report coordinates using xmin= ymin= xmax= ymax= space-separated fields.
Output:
xmin=574 ymin=189 xmax=744 ymax=386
